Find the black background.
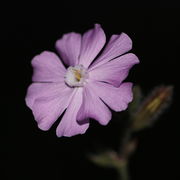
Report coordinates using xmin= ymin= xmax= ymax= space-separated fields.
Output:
xmin=5 ymin=3 xmax=180 ymax=180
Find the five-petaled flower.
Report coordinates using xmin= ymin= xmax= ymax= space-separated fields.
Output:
xmin=25 ymin=24 xmax=139 ymax=137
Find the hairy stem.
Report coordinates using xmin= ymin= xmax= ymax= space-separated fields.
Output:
xmin=117 ymin=162 xmax=130 ymax=180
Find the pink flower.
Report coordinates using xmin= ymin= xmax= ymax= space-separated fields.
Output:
xmin=25 ymin=24 xmax=139 ymax=137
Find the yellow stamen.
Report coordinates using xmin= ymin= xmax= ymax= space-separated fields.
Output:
xmin=73 ymin=69 xmax=81 ymax=81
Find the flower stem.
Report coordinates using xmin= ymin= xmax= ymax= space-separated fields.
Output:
xmin=117 ymin=162 xmax=130 ymax=180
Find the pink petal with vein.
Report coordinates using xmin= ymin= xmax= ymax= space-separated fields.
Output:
xmin=56 ymin=88 xmax=89 ymax=137
xmin=78 ymin=24 xmax=106 ymax=68
xmin=77 ymin=84 xmax=112 ymax=125
xmin=89 ymin=53 xmax=139 ymax=87
xmin=90 ymin=81 xmax=133 ymax=112
xmin=55 ymin=32 xmax=81 ymax=66
xmin=26 ymin=82 xmax=74 ymax=130
xmin=90 ymin=33 xmax=132 ymax=70
xmin=32 ymin=51 xmax=66 ymax=82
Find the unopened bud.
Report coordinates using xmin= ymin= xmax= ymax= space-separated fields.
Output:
xmin=132 ymin=85 xmax=173 ymax=131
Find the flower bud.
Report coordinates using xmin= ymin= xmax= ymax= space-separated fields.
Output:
xmin=132 ymin=85 xmax=173 ymax=131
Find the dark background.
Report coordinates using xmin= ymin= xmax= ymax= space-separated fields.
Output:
xmin=5 ymin=3 xmax=180 ymax=180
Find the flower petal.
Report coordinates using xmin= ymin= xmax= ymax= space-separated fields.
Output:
xmin=90 ymin=33 xmax=132 ymax=70
xmin=55 ymin=32 xmax=81 ymax=66
xmin=78 ymin=24 xmax=106 ymax=68
xmin=26 ymin=82 xmax=74 ymax=131
xmin=90 ymin=81 xmax=133 ymax=112
xmin=56 ymin=88 xmax=89 ymax=137
xmin=77 ymin=83 xmax=112 ymax=125
xmin=89 ymin=53 xmax=139 ymax=87
xmin=25 ymin=83 xmax=62 ymax=109
xmin=32 ymin=51 xmax=66 ymax=82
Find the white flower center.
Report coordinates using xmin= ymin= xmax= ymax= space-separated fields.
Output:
xmin=65 ymin=65 xmax=89 ymax=87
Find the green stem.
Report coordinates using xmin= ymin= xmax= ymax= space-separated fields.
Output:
xmin=119 ymin=126 xmax=132 ymax=157
xmin=117 ymin=162 xmax=130 ymax=180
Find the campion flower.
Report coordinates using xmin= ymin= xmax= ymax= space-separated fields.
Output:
xmin=25 ymin=24 xmax=139 ymax=137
